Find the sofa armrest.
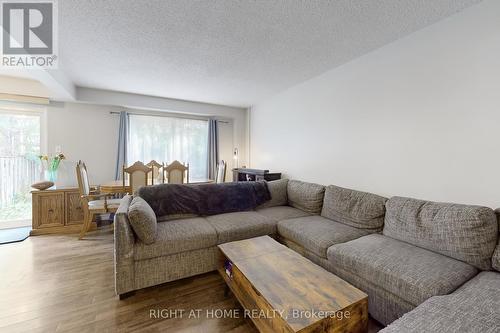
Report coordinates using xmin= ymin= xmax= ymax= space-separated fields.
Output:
xmin=114 ymin=195 xmax=135 ymax=256
xmin=114 ymin=195 xmax=136 ymax=295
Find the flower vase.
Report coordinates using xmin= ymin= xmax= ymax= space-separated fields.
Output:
xmin=45 ymin=169 xmax=58 ymax=188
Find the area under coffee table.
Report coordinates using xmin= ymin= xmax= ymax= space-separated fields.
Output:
xmin=218 ymin=236 xmax=368 ymax=333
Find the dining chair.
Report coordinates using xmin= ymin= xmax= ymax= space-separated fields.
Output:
xmin=216 ymin=160 xmax=226 ymax=183
xmin=76 ymin=160 xmax=121 ymax=239
xmin=164 ymin=160 xmax=189 ymax=184
xmin=123 ymin=161 xmax=153 ymax=194
xmin=146 ymin=160 xmax=164 ymax=184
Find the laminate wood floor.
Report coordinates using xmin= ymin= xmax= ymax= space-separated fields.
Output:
xmin=0 ymin=227 xmax=384 ymax=333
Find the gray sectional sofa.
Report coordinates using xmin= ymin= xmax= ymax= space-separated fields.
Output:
xmin=114 ymin=179 xmax=500 ymax=331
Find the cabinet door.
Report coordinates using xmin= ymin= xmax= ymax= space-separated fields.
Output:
xmin=65 ymin=191 xmax=85 ymax=225
xmin=35 ymin=193 xmax=65 ymax=228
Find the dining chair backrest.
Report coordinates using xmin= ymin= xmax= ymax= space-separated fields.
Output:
xmin=146 ymin=160 xmax=164 ymax=184
xmin=123 ymin=161 xmax=152 ymax=193
xmin=165 ymin=160 xmax=189 ymax=184
xmin=216 ymin=160 xmax=226 ymax=183
xmin=76 ymin=160 xmax=91 ymax=196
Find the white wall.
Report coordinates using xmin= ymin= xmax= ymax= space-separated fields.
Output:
xmin=250 ymin=0 xmax=500 ymax=207
xmin=46 ymin=102 xmax=121 ymax=187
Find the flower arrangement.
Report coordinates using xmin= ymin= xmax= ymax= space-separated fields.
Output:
xmin=39 ymin=153 xmax=66 ymax=182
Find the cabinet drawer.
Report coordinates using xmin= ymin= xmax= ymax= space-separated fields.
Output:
xmin=65 ymin=191 xmax=84 ymax=225
xmin=34 ymin=193 xmax=65 ymax=228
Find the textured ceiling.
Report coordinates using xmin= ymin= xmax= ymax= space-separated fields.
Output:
xmin=58 ymin=0 xmax=482 ymax=107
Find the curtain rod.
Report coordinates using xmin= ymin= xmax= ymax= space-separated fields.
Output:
xmin=109 ymin=111 xmax=230 ymax=123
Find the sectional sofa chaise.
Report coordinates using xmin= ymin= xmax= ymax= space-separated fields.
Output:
xmin=114 ymin=179 xmax=500 ymax=331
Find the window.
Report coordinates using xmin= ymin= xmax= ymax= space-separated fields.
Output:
xmin=0 ymin=110 xmax=42 ymax=228
xmin=127 ymin=114 xmax=208 ymax=181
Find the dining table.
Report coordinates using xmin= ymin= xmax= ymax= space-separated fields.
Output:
xmin=99 ymin=179 xmax=214 ymax=194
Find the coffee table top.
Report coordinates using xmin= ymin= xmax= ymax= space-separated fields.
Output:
xmin=218 ymin=236 xmax=367 ymax=332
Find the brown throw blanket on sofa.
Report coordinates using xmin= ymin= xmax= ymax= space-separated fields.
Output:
xmin=136 ymin=181 xmax=271 ymax=218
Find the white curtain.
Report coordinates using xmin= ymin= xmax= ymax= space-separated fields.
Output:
xmin=127 ymin=114 xmax=209 ymax=181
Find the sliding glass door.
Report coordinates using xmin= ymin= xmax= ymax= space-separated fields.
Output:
xmin=0 ymin=111 xmax=41 ymax=229
xmin=128 ymin=114 xmax=209 ymax=181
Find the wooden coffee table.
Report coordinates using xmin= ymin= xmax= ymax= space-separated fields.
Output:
xmin=218 ymin=236 xmax=368 ymax=333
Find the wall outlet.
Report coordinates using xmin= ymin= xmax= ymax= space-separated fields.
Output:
xmin=55 ymin=145 xmax=62 ymax=153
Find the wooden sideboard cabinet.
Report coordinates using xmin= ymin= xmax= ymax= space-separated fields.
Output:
xmin=31 ymin=188 xmax=96 ymax=235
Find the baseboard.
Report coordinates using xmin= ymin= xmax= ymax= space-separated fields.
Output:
xmin=30 ymin=222 xmax=97 ymax=236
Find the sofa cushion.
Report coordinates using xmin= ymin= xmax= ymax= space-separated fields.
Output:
xmin=206 ymin=211 xmax=276 ymax=244
xmin=327 ymin=234 xmax=478 ymax=307
xmin=381 ymin=271 xmax=500 ymax=333
xmin=383 ymin=196 xmax=497 ymax=270
xmin=493 ymin=209 xmax=500 ymax=272
xmin=321 ymin=185 xmax=387 ymax=231
xmin=258 ymin=179 xmax=289 ymax=208
xmin=278 ymin=215 xmax=369 ymax=258
xmin=493 ymin=247 xmax=500 ymax=272
xmin=157 ymin=213 xmax=198 ymax=222
xmin=128 ymin=196 xmax=157 ymax=244
xmin=287 ymin=180 xmax=325 ymax=214
xmin=134 ymin=217 xmax=217 ymax=260
xmin=256 ymin=206 xmax=311 ymax=222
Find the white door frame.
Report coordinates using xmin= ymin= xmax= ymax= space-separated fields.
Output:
xmin=0 ymin=102 xmax=47 ymax=229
